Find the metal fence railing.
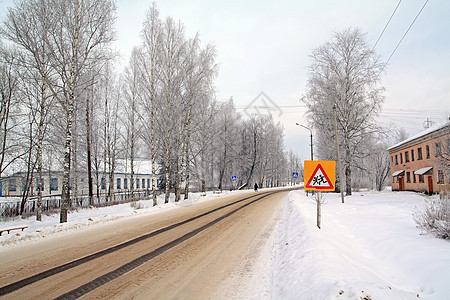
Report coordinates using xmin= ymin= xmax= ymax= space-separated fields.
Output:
xmin=0 ymin=190 xmax=155 ymax=220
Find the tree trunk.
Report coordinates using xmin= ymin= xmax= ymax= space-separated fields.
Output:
xmin=36 ymin=83 xmax=45 ymax=221
xmin=86 ymin=88 xmax=94 ymax=206
xmin=60 ymin=98 xmax=73 ymax=223
xmin=60 ymin=0 xmax=79 ymax=222
xmin=103 ymin=71 xmax=109 ymax=202
xmin=184 ymin=172 xmax=190 ymax=199
xmin=150 ymin=84 xmax=157 ymax=206
xmin=164 ymin=166 xmax=170 ymax=203
xmin=164 ymin=147 xmax=170 ymax=204
xmin=72 ymin=101 xmax=78 ymax=204
xmin=218 ymin=144 xmax=227 ymax=192
xmin=175 ymin=142 xmax=181 ymax=202
xmin=245 ymin=129 xmax=258 ymax=188
xmin=345 ymin=146 xmax=352 ymax=196
xmin=21 ymin=122 xmax=34 ymax=218
xmin=151 ymin=125 xmax=157 ymax=205
xmin=183 ymin=100 xmax=193 ymax=200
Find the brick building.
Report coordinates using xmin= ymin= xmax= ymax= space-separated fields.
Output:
xmin=387 ymin=123 xmax=449 ymax=194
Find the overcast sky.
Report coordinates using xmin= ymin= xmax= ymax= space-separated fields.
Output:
xmin=1 ymin=0 xmax=449 ymax=161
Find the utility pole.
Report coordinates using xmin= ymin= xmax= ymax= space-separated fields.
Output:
xmin=333 ymin=104 xmax=344 ymax=204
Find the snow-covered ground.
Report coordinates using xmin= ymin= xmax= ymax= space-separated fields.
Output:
xmin=1 ymin=188 xmax=449 ymax=299
xmin=0 ymin=190 xmax=231 ymax=247
xmin=269 ymin=190 xmax=450 ymax=300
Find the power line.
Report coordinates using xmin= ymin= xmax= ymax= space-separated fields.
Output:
xmin=385 ymin=0 xmax=429 ymax=65
xmin=373 ymin=0 xmax=403 ymax=50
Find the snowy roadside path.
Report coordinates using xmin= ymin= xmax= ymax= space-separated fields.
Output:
xmin=269 ymin=190 xmax=450 ymax=300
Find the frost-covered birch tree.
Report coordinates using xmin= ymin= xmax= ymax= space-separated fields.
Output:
xmin=2 ymin=0 xmax=56 ymax=219
xmin=0 ymin=44 xmax=21 ymax=179
xmin=303 ymin=28 xmax=385 ymax=195
xmin=139 ymin=3 xmax=162 ymax=206
xmin=180 ymin=36 xmax=216 ymax=199
xmin=46 ymin=0 xmax=116 ymax=222
xmin=216 ymin=98 xmax=239 ymax=192
xmin=158 ymin=17 xmax=185 ymax=204
xmin=122 ymin=48 xmax=142 ymax=199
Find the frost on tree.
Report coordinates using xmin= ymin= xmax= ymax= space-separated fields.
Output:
xmin=303 ymin=28 xmax=385 ymax=195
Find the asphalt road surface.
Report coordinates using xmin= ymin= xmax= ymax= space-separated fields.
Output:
xmin=0 ymin=188 xmax=292 ymax=299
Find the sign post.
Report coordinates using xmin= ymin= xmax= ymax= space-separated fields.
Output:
xmin=304 ymin=161 xmax=336 ymax=228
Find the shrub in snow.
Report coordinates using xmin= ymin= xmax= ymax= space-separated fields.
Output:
xmin=130 ymin=201 xmax=147 ymax=210
xmin=413 ymin=197 xmax=450 ymax=240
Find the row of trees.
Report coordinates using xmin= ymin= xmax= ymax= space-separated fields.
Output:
xmin=1 ymin=1 xmax=297 ymax=222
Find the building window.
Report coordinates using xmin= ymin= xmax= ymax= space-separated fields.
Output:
xmin=411 ymin=149 xmax=415 ymax=161
xmin=405 ymin=151 xmax=410 ymax=163
xmin=413 ymin=173 xmax=416 ymax=183
xmin=9 ymin=178 xmax=16 ymax=192
xmin=435 ymin=142 xmax=442 ymax=157
xmin=101 ymin=177 xmax=105 ymax=190
xmin=406 ymin=172 xmax=411 ymax=183
xmin=426 ymin=145 xmax=430 ymax=159
xmin=147 ymin=179 xmax=150 ymax=189
xmin=392 ymin=176 xmax=395 ymax=183
xmin=117 ymin=178 xmax=121 ymax=190
xmin=395 ymin=155 xmax=398 ymax=165
xmin=419 ymin=175 xmax=424 ymax=183
xmin=437 ymin=170 xmax=444 ymax=184
xmin=35 ymin=178 xmax=44 ymax=191
xmin=50 ymin=178 xmax=58 ymax=191
xmin=136 ymin=178 xmax=140 ymax=189
xmin=142 ymin=178 xmax=145 ymax=189
xmin=418 ymin=147 xmax=423 ymax=160
xmin=124 ymin=178 xmax=128 ymax=189
xmin=21 ymin=178 xmax=29 ymax=191
xmin=400 ymin=153 xmax=403 ymax=164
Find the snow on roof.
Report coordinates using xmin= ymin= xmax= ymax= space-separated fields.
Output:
xmin=392 ymin=170 xmax=404 ymax=177
xmin=387 ymin=121 xmax=450 ymax=151
xmin=114 ymin=158 xmax=155 ymax=174
xmin=414 ymin=167 xmax=433 ymax=175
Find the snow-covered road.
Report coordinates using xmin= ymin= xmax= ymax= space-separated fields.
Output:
xmin=1 ymin=188 xmax=449 ymax=299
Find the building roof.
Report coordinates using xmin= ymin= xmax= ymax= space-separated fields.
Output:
xmin=387 ymin=122 xmax=450 ymax=152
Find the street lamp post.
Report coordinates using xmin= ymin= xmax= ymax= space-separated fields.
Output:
xmin=296 ymin=123 xmax=314 ymax=196
xmin=296 ymin=123 xmax=313 ymax=161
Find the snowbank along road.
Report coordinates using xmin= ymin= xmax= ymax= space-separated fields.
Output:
xmin=0 ymin=188 xmax=293 ymax=299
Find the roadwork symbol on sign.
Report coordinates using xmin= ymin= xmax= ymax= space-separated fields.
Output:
xmin=304 ymin=161 xmax=336 ymax=191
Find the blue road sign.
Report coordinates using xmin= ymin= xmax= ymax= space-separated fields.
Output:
xmin=293 ymin=172 xmax=298 ymax=179
xmin=232 ymin=176 xmax=237 ymax=181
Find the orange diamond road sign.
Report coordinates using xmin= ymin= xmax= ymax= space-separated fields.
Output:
xmin=304 ymin=160 xmax=336 ymax=191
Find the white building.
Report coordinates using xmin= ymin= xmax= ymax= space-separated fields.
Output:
xmin=0 ymin=159 xmax=160 ymax=197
